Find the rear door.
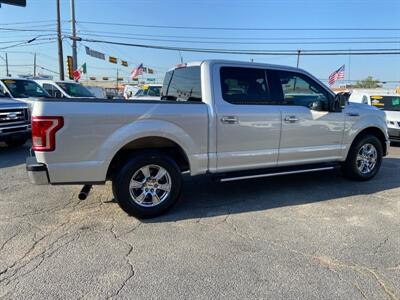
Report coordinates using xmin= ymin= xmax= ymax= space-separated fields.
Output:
xmin=268 ymin=69 xmax=345 ymax=165
xmin=214 ymin=65 xmax=281 ymax=172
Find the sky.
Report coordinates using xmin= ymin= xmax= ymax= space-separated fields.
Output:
xmin=0 ymin=0 xmax=399 ymax=87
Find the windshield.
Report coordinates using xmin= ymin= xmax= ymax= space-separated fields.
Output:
xmin=1 ymin=79 xmax=50 ymax=98
xmin=57 ymin=82 xmax=94 ymax=97
xmin=135 ymin=86 xmax=161 ymax=97
xmin=370 ymin=95 xmax=400 ymax=111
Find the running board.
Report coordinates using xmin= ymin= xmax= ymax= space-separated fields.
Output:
xmin=218 ymin=166 xmax=337 ymax=183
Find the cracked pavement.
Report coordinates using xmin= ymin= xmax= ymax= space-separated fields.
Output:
xmin=0 ymin=143 xmax=399 ymax=299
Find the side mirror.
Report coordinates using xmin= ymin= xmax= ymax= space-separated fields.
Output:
xmin=339 ymin=92 xmax=350 ymax=107
xmin=310 ymin=100 xmax=324 ymax=111
xmin=332 ymin=92 xmax=350 ymax=112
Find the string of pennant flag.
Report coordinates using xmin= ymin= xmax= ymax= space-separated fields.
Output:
xmin=84 ymin=45 xmax=155 ymax=74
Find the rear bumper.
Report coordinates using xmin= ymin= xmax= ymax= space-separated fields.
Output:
xmin=26 ymin=157 xmax=49 ymax=185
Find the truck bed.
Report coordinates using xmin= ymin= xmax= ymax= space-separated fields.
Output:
xmin=32 ymin=99 xmax=209 ymax=183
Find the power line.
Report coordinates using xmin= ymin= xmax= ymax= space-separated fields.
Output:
xmin=0 ymin=64 xmax=32 ymax=67
xmin=77 ymin=21 xmax=400 ymax=31
xmin=0 ymin=35 xmax=56 ymax=44
xmin=0 ymin=20 xmax=56 ymax=26
xmin=74 ymin=37 xmax=400 ymax=56
xmin=76 ymin=29 xmax=400 ymax=41
xmin=0 ymin=37 xmax=57 ymax=50
xmin=37 ymin=65 xmax=59 ymax=74
xmin=0 ymin=27 xmax=57 ymax=33
xmin=0 ymin=40 xmax=57 ymax=51
xmin=77 ymin=33 xmax=400 ymax=45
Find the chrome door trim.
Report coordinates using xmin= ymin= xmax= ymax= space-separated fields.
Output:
xmin=219 ymin=166 xmax=335 ymax=182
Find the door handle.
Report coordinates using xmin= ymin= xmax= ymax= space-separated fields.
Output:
xmin=221 ymin=116 xmax=239 ymax=124
xmin=346 ymin=112 xmax=360 ymax=117
xmin=284 ymin=115 xmax=299 ymax=123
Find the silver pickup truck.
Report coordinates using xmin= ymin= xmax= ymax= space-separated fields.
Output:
xmin=26 ymin=60 xmax=389 ymax=218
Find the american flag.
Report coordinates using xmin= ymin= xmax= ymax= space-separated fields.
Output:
xmin=130 ymin=63 xmax=143 ymax=80
xmin=328 ymin=65 xmax=345 ymax=86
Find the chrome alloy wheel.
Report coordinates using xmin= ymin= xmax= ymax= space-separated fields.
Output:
xmin=356 ymin=143 xmax=378 ymax=175
xmin=129 ymin=164 xmax=172 ymax=207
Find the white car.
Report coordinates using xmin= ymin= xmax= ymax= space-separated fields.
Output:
xmin=131 ymin=84 xmax=162 ymax=101
xmin=34 ymin=79 xmax=95 ymax=99
xmin=0 ymin=78 xmax=51 ymax=110
xmin=350 ymin=90 xmax=400 ymax=141
xmin=123 ymin=85 xmax=139 ymax=99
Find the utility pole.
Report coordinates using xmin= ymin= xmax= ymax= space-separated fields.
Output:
xmin=296 ymin=50 xmax=301 ymax=68
xmin=70 ymin=0 xmax=78 ymax=71
xmin=348 ymin=50 xmax=351 ymax=86
xmin=178 ymin=51 xmax=183 ymax=64
xmin=116 ymin=68 xmax=119 ymax=90
xmin=56 ymin=0 xmax=65 ymax=80
xmin=5 ymin=53 xmax=9 ymax=77
xmin=33 ymin=53 xmax=37 ymax=77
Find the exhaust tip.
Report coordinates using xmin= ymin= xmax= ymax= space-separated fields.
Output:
xmin=78 ymin=193 xmax=87 ymax=200
xmin=78 ymin=185 xmax=92 ymax=201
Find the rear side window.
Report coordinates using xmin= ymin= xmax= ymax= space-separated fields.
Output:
xmin=43 ymin=84 xmax=58 ymax=97
xmin=220 ymin=67 xmax=271 ymax=105
xmin=162 ymin=66 xmax=202 ymax=102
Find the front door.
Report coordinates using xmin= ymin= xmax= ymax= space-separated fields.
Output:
xmin=268 ymin=69 xmax=345 ymax=166
xmin=214 ymin=66 xmax=282 ymax=172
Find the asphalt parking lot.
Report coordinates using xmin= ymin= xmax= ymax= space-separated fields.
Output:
xmin=0 ymin=143 xmax=399 ymax=299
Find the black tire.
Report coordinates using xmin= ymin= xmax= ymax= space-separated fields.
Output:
xmin=341 ymin=134 xmax=383 ymax=181
xmin=5 ymin=137 xmax=28 ymax=147
xmin=112 ymin=152 xmax=182 ymax=218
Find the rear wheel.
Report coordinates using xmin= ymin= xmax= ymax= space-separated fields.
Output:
xmin=342 ymin=135 xmax=383 ymax=181
xmin=112 ymin=153 xmax=182 ymax=218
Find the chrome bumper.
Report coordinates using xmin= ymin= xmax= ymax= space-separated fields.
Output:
xmin=26 ymin=157 xmax=49 ymax=185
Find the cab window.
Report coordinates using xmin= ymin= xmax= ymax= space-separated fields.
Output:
xmin=162 ymin=66 xmax=202 ymax=102
xmin=270 ymin=70 xmax=330 ymax=110
xmin=220 ymin=67 xmax=272 ymax=105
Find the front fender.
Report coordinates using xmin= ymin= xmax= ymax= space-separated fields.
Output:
xmin=342 ymin=111 xmax=388 ymax=158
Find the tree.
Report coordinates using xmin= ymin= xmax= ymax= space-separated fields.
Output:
xmin=353 ymin=76 xmax=382 ymax=89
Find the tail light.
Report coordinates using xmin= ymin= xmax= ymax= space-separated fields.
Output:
xmin=31 ymin=116 xmax=64 ymax=151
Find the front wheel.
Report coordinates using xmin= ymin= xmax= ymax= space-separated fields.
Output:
xmin=341 ymin=135 xmax=383 ymax=181
xmin=112 ymin=153 xmax=182 ymax=218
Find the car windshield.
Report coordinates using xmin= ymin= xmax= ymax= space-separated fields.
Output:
xmin=56 ymin=82 xmax=94 ymax=97
xmin=1 ymin=79 xmax=50 ymax=98
xmin=370 ymin=95 xmax=400 ymax=111
xmin=135 ymin=86 xmax=161 ymax=97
